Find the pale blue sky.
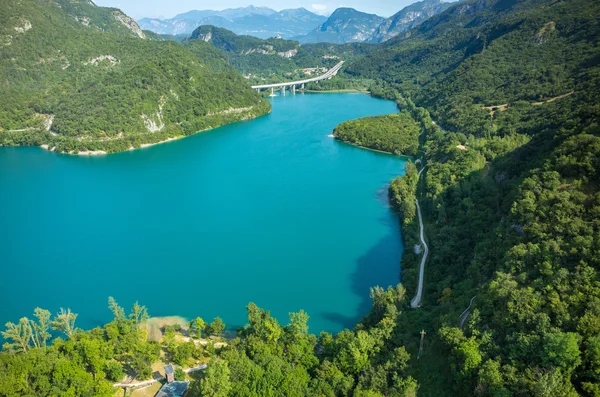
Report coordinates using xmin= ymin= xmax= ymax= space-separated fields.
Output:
xmin=94 ymin=0 xmax=419 ymax=19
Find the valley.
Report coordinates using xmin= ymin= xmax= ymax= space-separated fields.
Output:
xmin=1 ymin=0 xmax=599 ymax=396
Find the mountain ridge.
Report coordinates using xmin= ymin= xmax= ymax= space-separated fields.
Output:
xmin=369 ymin=0 xmax=453 ymax=43
xmin=138 ymin=7 xmax=327 ymax=39
xmin=0 ymin=0 xmax=269 ymax=154
xmin=294 ymin=7 xmax=385 ymax=44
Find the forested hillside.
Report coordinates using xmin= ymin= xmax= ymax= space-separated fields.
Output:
xmin=294 ymin=8 xmax=385 ymax=44
xmin=369 ymin=0 xmax=452 ymax=43
xmin=340 ymin=0 xmax=600 ymax=395
xmin=0 ymin=294 xmax=418 ymax=396
xmin=333 ymin=112 xmax=420 ymax=155
xmin=1 ymin=0 xmax=599 ymax=395
xmin=190 ymin=25 xmax=300 ymax=55
xmin=186 ymin=25 xmax=374 ymax=86
xmin=0 ymin=0 xmax=269 ymax=154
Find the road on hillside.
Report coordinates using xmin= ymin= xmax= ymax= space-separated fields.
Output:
xmin=411 ymin=166 xmax=428 ymax=308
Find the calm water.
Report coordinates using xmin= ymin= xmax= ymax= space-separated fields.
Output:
xmin=0 ymin=93 xmax=404 ymax=334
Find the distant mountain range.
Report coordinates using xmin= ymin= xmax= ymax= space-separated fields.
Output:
xmin=137 ymin=6 xmax=327 ymax=39
xmin=140 ymin=1 xmax=454 ymax=44
xmin=292 ymin=8 xmax=385 ymax=44
xmin=368 ymin=0 xmax=453 ymax=43
xmin=296 ymin=0 xmax=454 ymax=44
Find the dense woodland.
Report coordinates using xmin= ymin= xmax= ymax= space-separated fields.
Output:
xmin=1 ymin=0 xmax=600 ymax=395
xmin=184 ymin=27 xmax=374 ymax=86
xmin=0 ymin=0 xmax=269 ymax=153
xmin=0 ymin=295 xmax=418 ymax=396
xmin=333 ymin=112 xmax=420 ymax=156
xmin=342 ymin=0 xmax=600 ymax=395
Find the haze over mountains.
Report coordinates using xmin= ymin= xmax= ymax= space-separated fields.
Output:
xmin=292 ymin=8 xmax=385 ymax=44
xmin=368 ymin=0 xmax=452 ymax=43
xmin=138 ymin=0 xmax=454 ymax=43
xmin=137 ymin=6 xmax=327 ymax=39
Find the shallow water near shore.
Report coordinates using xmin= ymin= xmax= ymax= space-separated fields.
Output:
xmin=0 ymin=93 xmax=405 ymax=333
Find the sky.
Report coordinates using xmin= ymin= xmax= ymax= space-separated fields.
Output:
xmin=94 ymin=0 xmax=420 ymax=19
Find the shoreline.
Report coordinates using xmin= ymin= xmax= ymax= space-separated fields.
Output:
xmin=305 ymin=89 xmax=370 ymax=94
xmin=34 ymin=108 xmax=271 ymax=156
xmin=331 ymin=136 xmax=414 ymax=160
xmin=138 ymin=136 xmax=183 ymax=149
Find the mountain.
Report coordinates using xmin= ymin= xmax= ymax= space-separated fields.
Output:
xmin=344 ymin=0 xmax=600 ymax=394
xmin=186 ymin=25 xmax=346 ymax=81
xmin=141 ymin=15 xmax=234 ymax=36
xmin=0 ymin=0 xmax=269 ymax=154
xmin=294 ymin=8 xmax=385 ymax=44
xmin=2 ymin=0 xmax=600 ymax=395
xmin=138 ymin=7 xmax=327 ymax=39
xmin=189 ymin=25 xmax=299 ymax=56
xmin=368 ymin=0 xmax=453 ymax=43
xmin=175 ymin=5 xmax=277 ymax=20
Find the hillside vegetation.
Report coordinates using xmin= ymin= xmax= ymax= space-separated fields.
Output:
xmin=190 ymin=25 xmax=299 ymax=54
xmin=0 ymin=0 xmax=269 ymax=154
xmin=1 ymin=0 xmax=599 ymax=395
xmin=185 ymin=26 xmax=379 ymax=90
xmin=0 ymin=294 xmax=418 ymax=396
xmin=333 ymin=112 xmax=420 ymax=156
xmin=340 ymin=0 xmax=600 ymax=395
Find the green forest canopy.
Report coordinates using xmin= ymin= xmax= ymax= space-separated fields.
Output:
xmin=0 ymin=292 xmax=417 ymax=397
xmin=1 ymin=0 xmax=600 ymax=395
xmin=333 ymin=112 xmax=420 ymax=156
xmin=337 ymin=0 xmax=600 ymax=394
xmin=0 ymin=0 xmax=269 ymax=154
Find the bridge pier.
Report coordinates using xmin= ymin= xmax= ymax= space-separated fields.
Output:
xmin=301 ymin=83 xmax=305 ymax=91
xmin=281 ymin=86 xmax=286 ymax=96
xmin=269 ymin=87 xmax=275 ymax=97
xmin=292 ymin=85 xmax=296 ymax=94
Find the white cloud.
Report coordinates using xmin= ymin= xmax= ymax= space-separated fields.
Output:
xmin=311 ymin=3 xmax=329 ymax=15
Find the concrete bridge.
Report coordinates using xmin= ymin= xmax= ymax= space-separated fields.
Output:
xmin=251 ymin=61 xmax=344 ymax=95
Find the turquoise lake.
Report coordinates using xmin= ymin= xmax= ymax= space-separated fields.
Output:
xmin=0 ymin=93 xmax=405 ymax=334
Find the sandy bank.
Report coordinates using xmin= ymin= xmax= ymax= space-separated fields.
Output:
xmin=39 ymin=144 xmax=106 ymax=156
xmin=144 ymin=315 xmax=189 ymax=341
xmin=139 ymin=136 xmax=182 ymax=149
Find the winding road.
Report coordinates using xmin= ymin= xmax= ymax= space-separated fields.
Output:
xmin=459 ymin=296 xmax=477 ymax=328
xmin=410 ymin=166 xmax=428 ymax=309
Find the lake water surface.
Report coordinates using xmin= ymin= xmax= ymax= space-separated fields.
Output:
xmin=0 ymin=93 xmax=405 ymax=333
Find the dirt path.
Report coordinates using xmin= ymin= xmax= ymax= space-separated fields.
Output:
xmin=482 ymin=91 xmax=575 ymax=117
xmin=532 ymin=90 xmax=574 ymax=105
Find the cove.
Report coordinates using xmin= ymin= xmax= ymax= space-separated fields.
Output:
xmin=0 ymin=93 xmax=405 ymax=334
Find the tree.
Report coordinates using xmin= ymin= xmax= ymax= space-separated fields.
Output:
xmin=541 ymin=332 xmax=581 ymax=373
xmin=132 ymin=355 xmax=152 ymax=380
xmin=189 ymin=317 xmax=206 ymax=339
xmin=108 ymin=297 xmax=125 ymax=321
xmin=173 ymin=342 xmax=195 ymax=366
xmin=51 ymin=308 xmax=78 ymax=339
xmin=30 ymin=308 xmax=51 ymax=349
xmin=104 ymin=361 xmax=124 ymax=382
xmin=130 ymin=301 xmax=149 ymax=326
xmin=287 ymin=310 xmax=309 ymax=336
xmin=2 ymin=318 xmax=32 ymax=353
xmin=175 ymin=367 xmax=186 ymax=381
xmin=208 ymin=317 xmax=225 ymax=337
xmin=79 ymin=338 xmax=106 ymax=380
xmin=527 ymin=368 xmax=579 ymax=397
xmin=200 ymin=360 xmax=231 ymax=397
